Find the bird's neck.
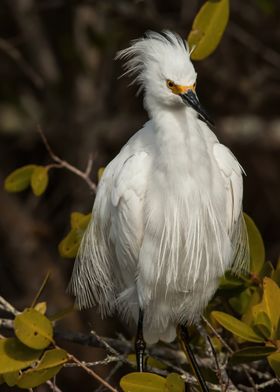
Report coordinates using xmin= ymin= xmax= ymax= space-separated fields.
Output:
xmin=150 ymin=104 xmax=197 ymax=145
xmin=147 ymin=103 xmax=205 ymax=176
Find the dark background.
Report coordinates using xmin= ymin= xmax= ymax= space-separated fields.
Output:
xmin=0 ymin=0 xmax=279 ymax=390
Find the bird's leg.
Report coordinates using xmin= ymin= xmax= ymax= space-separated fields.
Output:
xmin=179 ymin=325 xmax=209 ymax=392
xmin=135 ymin=308 xmax=146 ymax=372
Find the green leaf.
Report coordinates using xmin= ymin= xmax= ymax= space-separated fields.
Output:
xmin=244 ymin=213 xmax=265 ymax=275
xmin=229 ymin=288 xmax=252 ymax=315
xmin=259 ymin=261 xmax=274 ymax=279
xmin=268 ymin=352 xmax=280 ymax=377
xmin=14 ymin=308 xmax=53 ymax=350
xmin=30 ymin=166 xmax=49 ymax=196
xmin=219 ymin=271 xmax=244 ymax=289
xmin=241 ymin=289 xmax=261 ymax=326
xmin=166 ymin=373 xmax=184 ymax=392
xmin=231 ymin=346 xmax=276 ymax=365
xmin=59 ymin=212 xmax=91 ymax=258
xmin=120 ymin=372 xmax=166 ymax=392
xmin=127 ymin=354 xmax=167 ymax=370
xmin=0 ymin=338 xmax=42 ymax=374
xmin=4 ymin=165 xmax=36 ymax=193
xmin=3 ymin=371 xmax=21 ymax=386
xmin=252 ymin=277 xmax=280 ymax=339
xmin=211 ymin=311 xmax=264 ymax=343
xmin=188 ymin=0 xmax=229 ymax=60
xmin=16 ymin=348 xmax=68 ymax=389
xmin=252 ymin=312 xmax=272 ymax=339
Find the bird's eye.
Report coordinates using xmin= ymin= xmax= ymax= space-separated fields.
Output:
xmin=167 ymin=80 xmax=175 ymax=89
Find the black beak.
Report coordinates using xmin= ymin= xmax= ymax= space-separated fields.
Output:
xmin=180 ymin=90 xmax=214 ymax=128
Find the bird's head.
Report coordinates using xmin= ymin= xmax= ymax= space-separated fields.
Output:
xmin=117 ymin=31 xmax=213 ymax=126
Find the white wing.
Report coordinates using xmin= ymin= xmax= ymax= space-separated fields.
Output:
xmin=213 ymin=143 xmax=249 ymax=272
xmin=69 ymin=133 xmax=152 ymax=318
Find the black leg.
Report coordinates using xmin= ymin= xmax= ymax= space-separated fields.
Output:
xmin=179 ymin=325 xmax=209 ymax=392
xmin=135 ymin=308 xmax=146 ymax=372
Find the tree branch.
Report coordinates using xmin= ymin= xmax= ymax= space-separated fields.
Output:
xmin=36 ymin=125 xmax=97 ymax=193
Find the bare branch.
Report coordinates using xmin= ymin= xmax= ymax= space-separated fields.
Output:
xmin=202 ymin=316 xmax=234 ymax=354
xmin=0 ymin=296 xmax=19 ymax=316
xmin=36 ymin=125 xmax=97 ymax=193
xmin=0 ymin=38 xmax=44 ymax=88
xmin=46 ymin=380 xmax=63 ymax=392
xmin=67 ymin=353 xmax=118 ymax=392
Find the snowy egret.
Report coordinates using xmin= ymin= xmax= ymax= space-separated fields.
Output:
xmin=69 ymin=31 xmax=248 ymax=388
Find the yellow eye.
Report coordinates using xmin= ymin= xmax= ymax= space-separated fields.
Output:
xmin=167 ymin=80 xmax=175 ymax=89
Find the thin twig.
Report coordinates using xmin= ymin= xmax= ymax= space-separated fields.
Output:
xmin=207 ymin=335 xmax=227 ymax=392
xmin=228 ymin=22 xmax=280 ymax=70
xmin=255 ymin=378 xmax=280 ymax=390
xmin=64 ymin=356 xmax=119 ymax=368
xmin=0 ymin=38 xmax=44 ymax=88
xmin=203 ymin=316 xmax=258 ymax=391
xmin=0 ymin=319 xmax=14 ymax=329
xmin=36 ymin=125 xmax=97 ymax=193
xmin=68 ymin=353 xmax=118 ymax=392
xmin=95 ymin=361 xmax=123 ymax=392
xmin=46 ymin=379 xmax=63 ymax=392
xmin=202 ymin=316 xmax=234 ymax=354
xmin=0 ymin=296 xmax=19 ymax=316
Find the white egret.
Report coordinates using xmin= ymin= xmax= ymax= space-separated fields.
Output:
xmin=69 ymin=31 xmax=248 ymax=389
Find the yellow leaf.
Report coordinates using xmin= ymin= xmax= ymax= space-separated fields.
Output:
xmin=58 ymin=228 xmax=82 ymax=258
xmin=211 ymin=311 xmax=264 ymax=343
xmin=16 ymin=348 xmax=68 ymax=389
xmin=59 ymin=213 xmax=91 ymax=258
xmin=14 ymin=308 xmax=53 ymax=350
xmin=252 ymin=277 xmax=280 ymax=339
xmin=30 ymin=166 xmax=49 ymax=196
xmin=70 ymin=212 xmax=91 ymax=229
xmin=4 ymin=165 xmax=36 ymax=193
xmin=120 ymin=372 xmax=166 ymax=392
xmin=244 ymin=213 xmax=265 ymax=275
xmin=166 ymin=373 xmax=184 ymax=392
xmin=268 ymin=352 xmax=280 ymax=377
xmin=34 ymin=302 xmax=47 ymax=315
xmin=0 ymin=338 xmax=42 ymax=374
xmin=188 ymin=0 xmax=229 ymax=60
xmin=241 ymin=289 xmax=261 ymax=326
xmin=3 ymin=371 xmax=20 ymax=386
xmin=98 ymin=167 xmax=105 ymax=181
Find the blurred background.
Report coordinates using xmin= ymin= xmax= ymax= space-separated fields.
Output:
xmin=0 ymin=0 xmax=279 ymax=390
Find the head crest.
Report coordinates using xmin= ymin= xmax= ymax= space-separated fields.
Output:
xmin=116 ymin=31 xmax=190 ymax=89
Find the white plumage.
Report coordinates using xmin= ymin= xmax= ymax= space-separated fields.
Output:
xmin=69 ymin=31 xmax=249 ymax=344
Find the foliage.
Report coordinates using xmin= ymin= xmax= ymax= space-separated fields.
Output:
xmin=211 ymin=216 xmax=280 ymax=377
xmin=120 ymin=372 xmax=184 ymax=392
xmin=188 ymin=0 xmax=229 ymax=60
xmin=0 ymin=304 xmax=69 ymax=389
